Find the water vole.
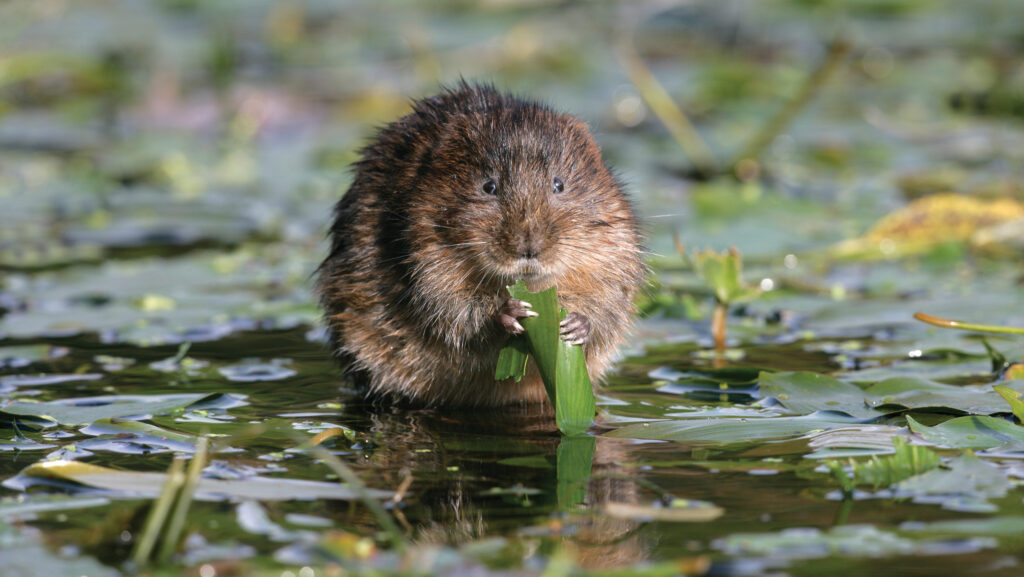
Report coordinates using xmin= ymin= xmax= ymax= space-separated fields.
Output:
xmin=316 ymin=83 xmax=645 ymax=407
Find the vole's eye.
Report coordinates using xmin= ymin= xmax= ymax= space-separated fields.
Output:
xmin=482 ymin=178 xmax=497 ymax=195
xmin=552 ymin=177 xmax=565 ymax=194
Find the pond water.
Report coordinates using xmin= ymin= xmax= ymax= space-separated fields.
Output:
xmin=2 ymin=1 xmax=1024 ymax=576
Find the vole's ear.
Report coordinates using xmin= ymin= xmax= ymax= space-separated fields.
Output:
xmin=569 ymin=119 xmax=594 ymax=137
xmin=566 ymin=119 xmax=604 ymax=161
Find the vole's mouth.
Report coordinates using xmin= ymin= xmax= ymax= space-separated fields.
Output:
xmin=512 ymin=257 xmax=543 ymax=275
xmin=506 ymin=257 xmax=560 ymax=288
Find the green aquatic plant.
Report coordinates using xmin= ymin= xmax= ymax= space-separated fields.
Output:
xmin=827 ymin=437 xmax=941 ymax=497
xmin=914 ymin=311 xmax=1024 ymax=335
xmin=993 ymin=385 xmax=1024 ymax=422
xmin=495 ymin=280 xmax=595 ymax=436
xmin=131 ymin=437 xmax=208 ymax=568
xmin=689 ymin=248 xmax=762 ymax=353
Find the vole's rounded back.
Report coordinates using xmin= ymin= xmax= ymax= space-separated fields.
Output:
xmin=316 ymin=83 xmax=645 ymax=407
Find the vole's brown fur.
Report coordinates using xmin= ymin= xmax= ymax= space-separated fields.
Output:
xmin=316 ymin=83 xmax=644 ymax=407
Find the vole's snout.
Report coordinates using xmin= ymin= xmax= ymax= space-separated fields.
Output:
xmin=516 ymin=236 xmax=542 ymax=260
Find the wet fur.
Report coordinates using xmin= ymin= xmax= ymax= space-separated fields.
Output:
xmin=316 ymin=83 xmax=645 ymax=407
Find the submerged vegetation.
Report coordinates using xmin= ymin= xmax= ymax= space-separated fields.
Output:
xmin=2 ymin=1 xmax=1024 ymax=576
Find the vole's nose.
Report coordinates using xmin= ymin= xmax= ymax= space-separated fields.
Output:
xmin=518 ymin=242 xmax=541 ymax=260
xmin=517 ymin=234 xmax=542 ymax=260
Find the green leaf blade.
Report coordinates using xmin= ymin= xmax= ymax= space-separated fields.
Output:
xmin=503 ymin=280 xmax=595 ymax=436
xmin=556 ymin=308 xmax=595 ymax=436
xmin=993 ymin=385 xmax=1024 ymax=422
xmin=494 ymin=335 xmax=529 ymax=382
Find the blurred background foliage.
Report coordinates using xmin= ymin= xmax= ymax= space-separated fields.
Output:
xmin=3 ymin=2 xmax=1024 ymax=574
xmin=2 ymin=0 xmax=1023 ymax=346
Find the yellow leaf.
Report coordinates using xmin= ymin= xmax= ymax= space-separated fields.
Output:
xmin=833 ymin=193 xmax=1024 ymax=259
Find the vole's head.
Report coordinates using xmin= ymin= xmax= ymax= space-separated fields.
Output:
xmin=410 ymin=85 xmax=637 ymax=291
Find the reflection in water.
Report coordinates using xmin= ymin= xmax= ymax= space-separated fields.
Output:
xmin=351 ymin=405 xmax=650 ymax=569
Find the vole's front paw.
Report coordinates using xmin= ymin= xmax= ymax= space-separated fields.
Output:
xmin=560 ymin=312 xmax=591 ymax=346
xmin=499 ymin=298 xmax=538 ymax=335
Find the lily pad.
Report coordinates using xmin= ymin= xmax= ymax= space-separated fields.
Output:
xmin=0 ymin=521 xmax=120 ymax=577
xmin=4 ymin=460 xmax=393 ymax=502
xmin=759 ymin=371 xmax=880 ymax=419
xmin=900 ymin=516 xmax=1024 ymax=536
xmin=895 ymin=453 xmax=1010 ymax=512
xmin=864 ymin=378 xmax=1024 ymax=415
xmin=804 ymin=426 xmax=903 ymax=458
xmin=218 ymin=361 xmax=297 ymax=382
xmin=906 ymin=414 xmax=1024 ymax=449
xmin=0 ymin=373 xmax=103 ymax=389
xmin=715 ymin=524 xmax=994 ymax=560
xmin=80 ymin=419 xmax=202 ymax=453
xmin=0 ymin=495 xmax=110 ymax=519
xmin=0 ymin=393 xmax=227 ymax=426
xmin=605 ymin=413 xmax=865 ymax=444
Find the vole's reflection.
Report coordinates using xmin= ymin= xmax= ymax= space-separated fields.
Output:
xmin=345 ymin=404 xmax=650 ymax=569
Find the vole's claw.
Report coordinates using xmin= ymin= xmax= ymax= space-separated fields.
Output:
xmin=559 ymin=312 xmax=591 ymax=345
xmin=499 ymin=298 xmax=537 ymax=335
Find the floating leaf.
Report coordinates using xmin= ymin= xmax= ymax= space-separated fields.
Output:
xmin=80 ymin=419 xmax=202 ymax=453
xmin=605 ymin=414 xmax=864 ymax=444
xmin=5 ymin=460 xmax=393 ymax=501
xmin=0 ymin=439 xmax=58 ymax=452
xmin=1 ymin=393 xmax=223 ymax=426
xmin=0 ymin=373 xmax=103 ymax=389
xmin=864 ymin=378 xmax=1024 ymax=415
xmin=219 ymin=361 xmax=297 ymax=382
xmin=0 ymin=495 xmax=110 ymax=519
xmin=760 ymin=371 xmax=880 ymax=419
xmin=805 ymin=425 xmax=902 ymax=458
xmin=895 ymin=453 xmax=1010 ymax=512
xmin=503 ymin=280 xmax=594 ymax=436
xmin=758 ymin=374 xmax=1024 ymax=418
xmin=0 ymin=522 xmax=120 ymax=577
xmin=715 ymin=524 xmax=992 ymax=559
xmin=901 ymin=516 xmax=1024 ymax=537
xmin=906 ymin=414 xmax=1024 ymax=449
